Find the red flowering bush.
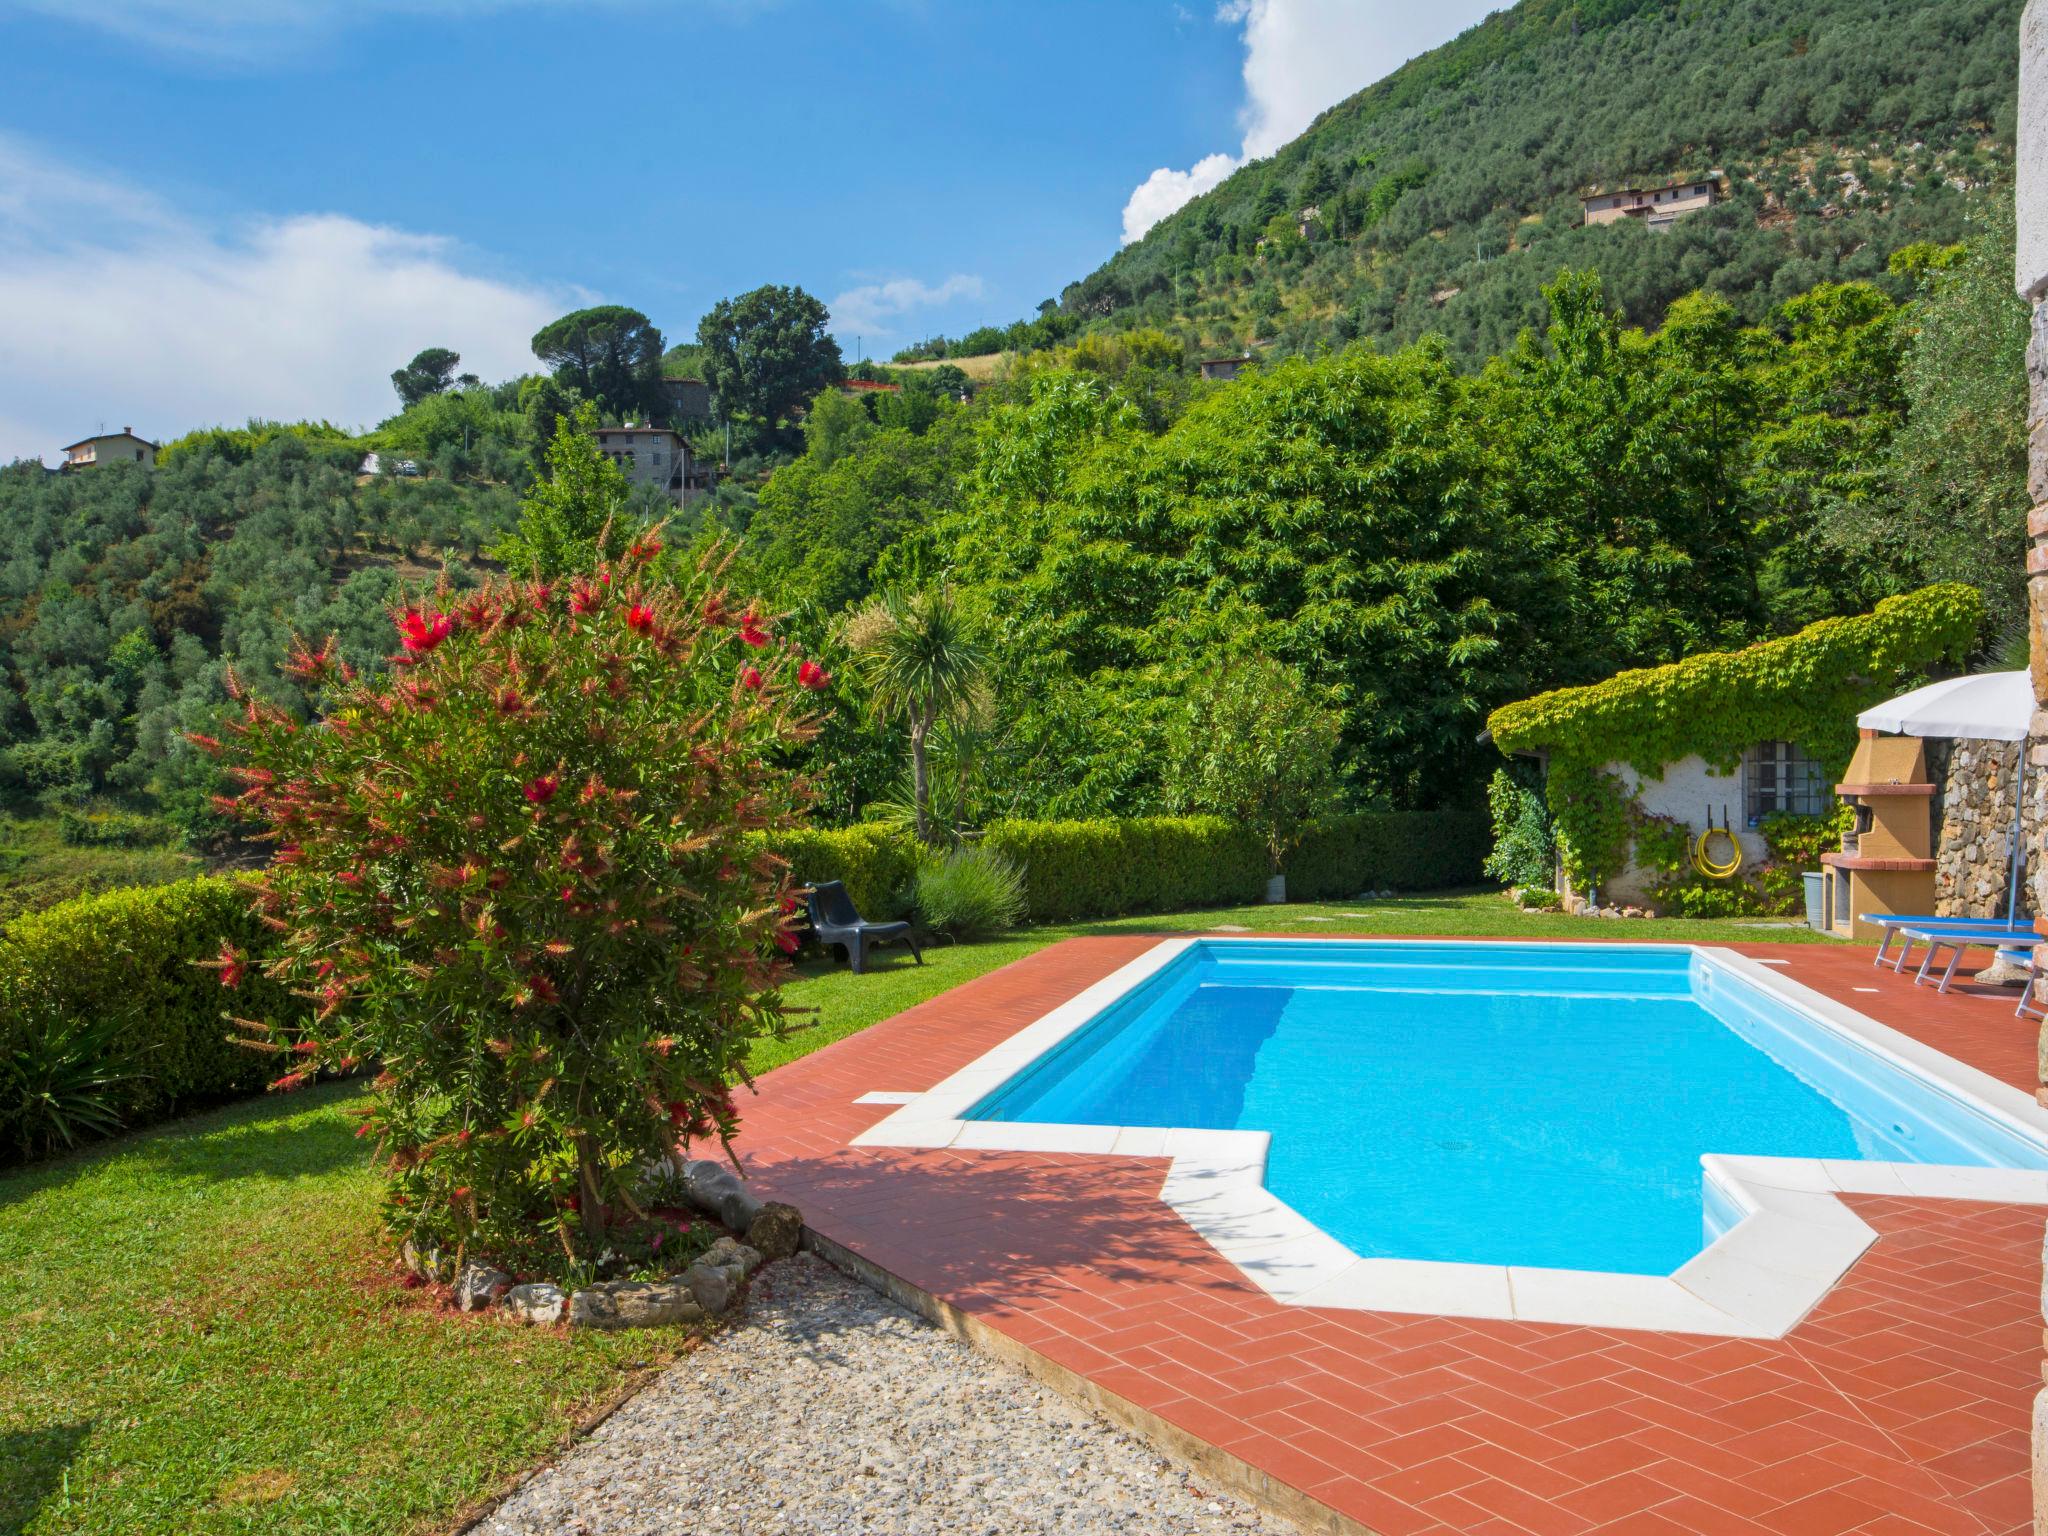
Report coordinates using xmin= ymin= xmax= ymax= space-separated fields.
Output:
xmin=201 ymin=541 xmax=818 ymax=1275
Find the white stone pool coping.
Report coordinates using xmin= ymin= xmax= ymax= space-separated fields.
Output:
xmin=850 ymin=938 xmax=2048 ymax=1338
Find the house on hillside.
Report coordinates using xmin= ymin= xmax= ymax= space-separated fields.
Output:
xmin=836 ymin=379 xmax=902 ymax=398
xmin=61 ymin=428 xmax=157 ymax=470
xmin=662 ymin=377 xmax=713 ymax=419
xmin=592 ymin=423 xmax=712 ymax=506
xmin=1199 ymin=356 xmax=1250 ymax=383
xmin=1582 ymin=178 xmax=1720 ymax=230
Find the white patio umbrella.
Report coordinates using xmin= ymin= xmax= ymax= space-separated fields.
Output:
xmin=1856 ymin=670 xmax=2033 ymax=919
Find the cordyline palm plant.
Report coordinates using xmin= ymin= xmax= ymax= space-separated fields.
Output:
xmin=839 ymin=587 xmax=991 ymax=845
xmin=196 ymin=536 xmax=831 ymax=1275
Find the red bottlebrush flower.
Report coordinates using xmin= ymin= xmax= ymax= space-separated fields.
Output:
xmin=702 ymin=593 xmax=727 ymax=626
xmin=569 ymin=579 xmax=603 ymax=615
xmin=452 ymin=1187 xmax=471 ymax=1203
xmin=281 ymin=634 xmax=338 ymax=682
xmin=738 ymin=610 xmax=770 ymax=647
xmin=523 ymin=775 xmax=559 ymax=805
xmin=269 ymin=1069 xmax=312 ymax=1093
xmin=628 ymin=534 xmax=662 ymax=562
xmin=739 ymin=666 xmax=764 ymax=692
xmin=496 ymin=687 xmax=525 ymax=715
xmin=456 ymin=1128 xmax=472 ymax=1144
xmin=217 ymin=941 xmax=246 ymax=989
xmin=774 ymin=926 xmax=800 ymax=954
xmin=396 ymin=610 xmax=452 ymax=653
xmin=626 ymin=603 xmax=656 ymax=634
xmin=293 ymin=1040 xmax=319 ymax=1055
xmin=184 ymin=731 xmax=223 ymax=755
xmin=529 ymin=974 xmax=560 ymax=1005
xmin=796 ymin=659 xmax=831 ymax=691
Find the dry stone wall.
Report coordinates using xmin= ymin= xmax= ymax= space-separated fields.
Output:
xmin=1933 ymin=738 xmax=2034 ymax=917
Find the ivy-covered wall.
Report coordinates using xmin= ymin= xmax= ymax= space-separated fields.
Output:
xmin=1486 ymin=584 xmax=1985 ymax=900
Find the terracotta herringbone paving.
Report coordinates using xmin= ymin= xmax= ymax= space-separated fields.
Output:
xmin=739 ymin=935 xmax=2047 ymax=1535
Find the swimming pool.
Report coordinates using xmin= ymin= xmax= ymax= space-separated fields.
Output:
xmin=962 ymin=940 xmax=2048 ymax=1275
xmin=854 ymin=938 xmax=2048 ymax=1334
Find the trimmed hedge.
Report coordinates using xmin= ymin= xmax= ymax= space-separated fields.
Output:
xmin=982 ymin=816 xmax=1267 ymax=923
xmin=1287 ymin=810 xmax=1492 ymax=902
xmin=0 ymin=876 xmax=286 ymax=1144
xmin=763 ymin=811 xmax=1488 ymax=926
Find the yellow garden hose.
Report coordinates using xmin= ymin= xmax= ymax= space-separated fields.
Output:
xmin=1692 ymin=826 xmax=1743 ymax=880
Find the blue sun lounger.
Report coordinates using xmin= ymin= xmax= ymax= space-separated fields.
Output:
xmin=1894 ymin=924 xmax=2048 ymax=993
xmin=1865 ymin=914 xmax=2035 ymax=970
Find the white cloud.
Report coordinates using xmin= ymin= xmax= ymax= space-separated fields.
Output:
xmin=0 ymin=137 xmax=569 ymax=465
xmin=0 ymin=0 xmax=636 ymax=59
xmin=1118 ymin=0 xmax=1501 ymax=244
xmin=1121 ymin=152 xmax=1240 ymax=247
xmin=826 ymin=273 xmax=986 ymax=339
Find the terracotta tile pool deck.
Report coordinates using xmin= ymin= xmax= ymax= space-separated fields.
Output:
xmin=739 ymin=935 xmax=2048 ymax=1535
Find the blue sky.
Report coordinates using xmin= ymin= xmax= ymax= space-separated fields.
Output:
xmin=0 ymin=0 xmax=1496 ymax=460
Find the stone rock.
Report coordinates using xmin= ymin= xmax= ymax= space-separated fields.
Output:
xmin=705 ymin=1236 xmax=766 ymax=1277
xmin=746 ymin=1202 xmax=803 ymax=1262
xmin=454 ymin=1263 xmax=513 ymax=1312
xmin=683 ymin=1258 xmax=741 ymax=1315
xmin=401 ymin=1238 xmax=453 ymax=1284
xmin=503 ymin=1282 xmax=568 ymax=1325
xmin=569 ymin=1279 xmax=706 ymax=1331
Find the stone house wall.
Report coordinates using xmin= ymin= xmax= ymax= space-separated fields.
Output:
xmin=2012 ymin=0 xmax=2047 ymax=1522
xmin=1931 ymin=738 xmax=2038 ymax=917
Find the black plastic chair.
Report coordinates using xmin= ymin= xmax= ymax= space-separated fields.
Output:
xmin=803 ymin=880 xmax=923 ymax=975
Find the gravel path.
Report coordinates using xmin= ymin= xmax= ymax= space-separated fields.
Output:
xmin=478 ymin=1251 xmax=1299 ymax=1536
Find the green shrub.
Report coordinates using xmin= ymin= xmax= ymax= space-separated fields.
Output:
xmin=206 ymin=542 xmax=815 ymax=1272
xmin=761 ymin=825 xmax=919 ymax=919
xmin=1482 ymin=768 xmax=1554 ymax=888
xmin=0 ymin=876 xmax=283 ymax=1159
xmin=914 ymin=847 xmax=1027 ymax=940
xmin=1285 ymin=810 xmax=1492 ymax=901
xmin=0 ymin=1002 xmax=132 ymax=1159
xmin=982 ymin=816 xmax=1266 ymax=923
xmin=57 ymin=809 xmax=181 ymax=849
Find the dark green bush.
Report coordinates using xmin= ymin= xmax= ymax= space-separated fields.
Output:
xmin=982 ymin=816 xmax=1267 ymax=923
xmin=760 ymin=825 xmax=920 ymax=919
xmin=1284 ymin=810 xmax=1492 ymax=902
xmin=0 ymin=876 xmax=286 ymax=1159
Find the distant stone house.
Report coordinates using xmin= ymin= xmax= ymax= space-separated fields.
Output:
xmin=1582 ymin=178 xmax=1720 ymax=230
xmin=662 ymin=377 xmax=713 ymax=419
xmin=61 ymin=428 xmax=156 ymax=470
xmin=593 ymin=424 xmax=710 ymax=506
xmin=1199 ymin=356 xmax=1249 ymax=383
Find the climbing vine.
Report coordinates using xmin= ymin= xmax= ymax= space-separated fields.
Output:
xmin=1486 ymin=584 xmax=1982 ymax=891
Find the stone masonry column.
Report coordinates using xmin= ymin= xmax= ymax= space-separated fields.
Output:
xmin=2022 ymin=0 xmax=2048 ymax=1087
xmin=2018 ymin=4 xmax=2048 ymax=1528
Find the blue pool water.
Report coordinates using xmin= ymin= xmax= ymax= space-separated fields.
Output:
xmin=965 ymin=941 xmax=2048 ymax=1275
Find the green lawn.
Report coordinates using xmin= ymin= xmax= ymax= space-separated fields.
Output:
xmin=4 ymin=891 xmax=1830 ymax=1535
